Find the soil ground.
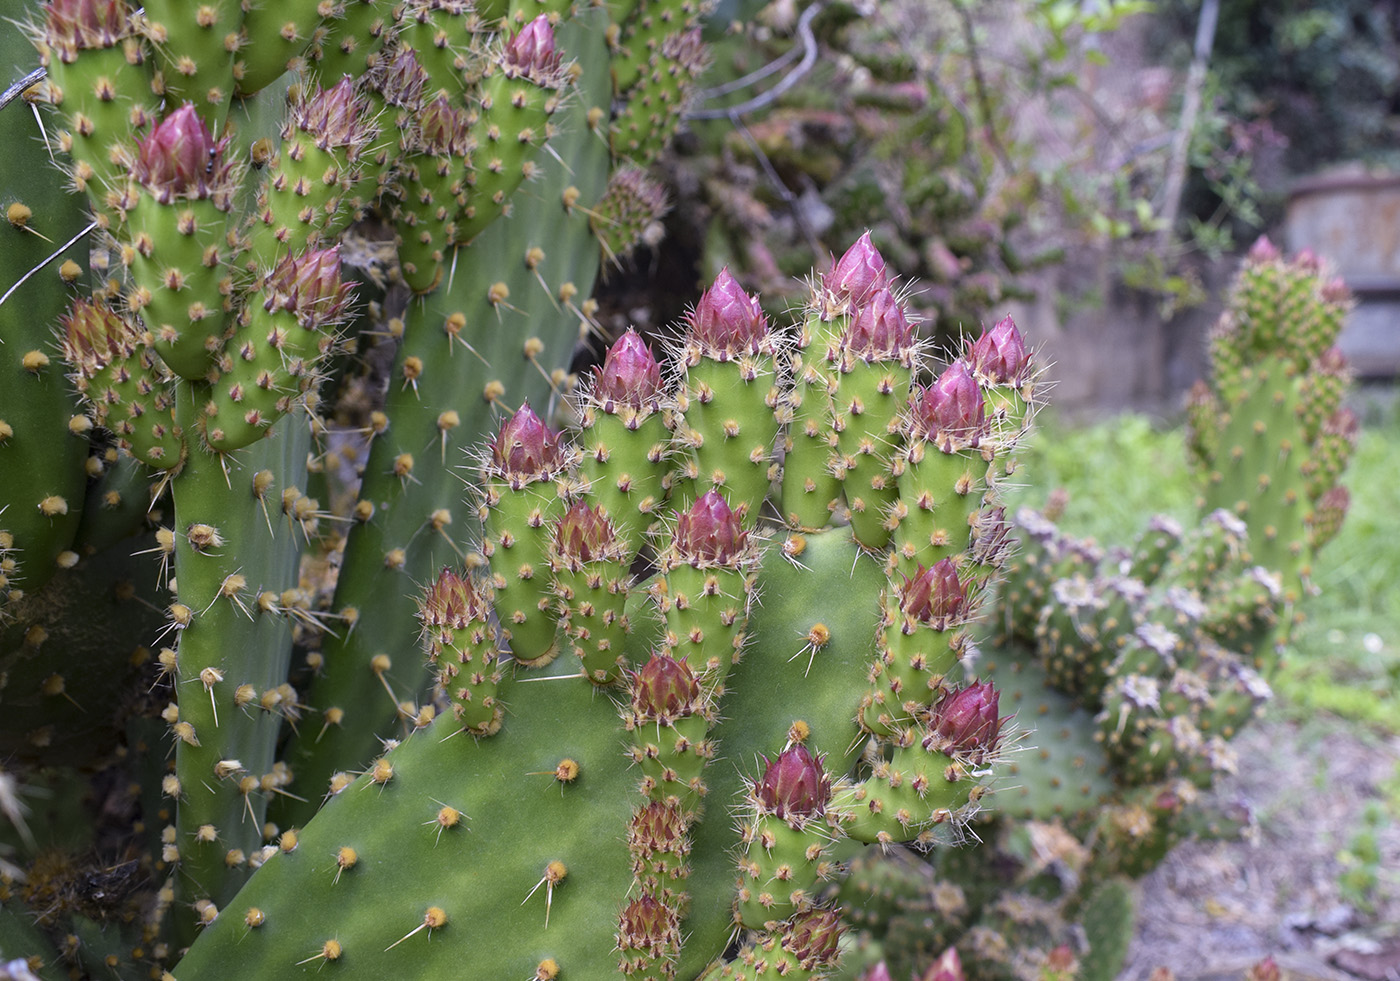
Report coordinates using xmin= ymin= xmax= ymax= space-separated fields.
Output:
xmin=1121 ymin=720 xmax=1400 ymax=981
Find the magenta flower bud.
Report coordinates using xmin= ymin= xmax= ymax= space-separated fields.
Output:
xmin=375 ymin=47 xmax=428 ymax=111
xmin=862 ymin=965 xmax=895 ymax=981
xmin=418 ymin=95 xmax=470 ymax=155
xmin=44 ymin=0 xmax=128 ymax=52
xmin=922 ymin=947 xmax=966 ymax=981
xmin=294 ymin=76 xmax=373 ymax=150
xmin=784 ymin=908 xmax=844 ymax=968
xmin=618 ymin=894 xmax=676 ymax=954
xmin=1323 ymin=407 xmax=1359 ymax=441
xmin=844 ymin=288 xmax=913 ymax=357
xmin=1246 ymin=235 xmax=1281 ymax=265
xmin=505 ymin=15 xmax=563 ymax=76
xmin=755 ymin=745 xmax=831 ymax=821
xmin=490 ymin=402 xmax=564 ymax=477
xmin=925 ymin=681 xmax=1005 ymax=761
xmin=674 ymin=491 xmax=747 ymax=564
xmin=911 ymin=361 xmax=986 ymax=446
xmin=266 ymin=246 xmax=351 ymax=326
xmin=687 ymin=268 xmax=767 ymax=355
xmin=1247 ymin=956 xmax=1281 ymax=981
xmin=1321 ymin=275 xmax=1351 ymax=305
xmin=420 ymin=567 xmax=487 ymax=631
xmin=899 ymin=559 xmax=969 ymax=624
xmin=968 ymin=315 xmax=1028 ymax=385
xmin=592 ymin=329 xmax=663 ymax=408
xmin=827 ymin=231 xmax=888 ymax=306
xmin=631 ymin=652 xmax=701 ymax=720
xmin=134 ymin=105 xmax=224 ymax=202
xmin=554 ymin=501 xmax=616 ymax=564
xmin=1294 ymin=248 xmax=1321 ymax=272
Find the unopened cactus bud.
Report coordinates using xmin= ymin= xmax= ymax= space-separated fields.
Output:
xmin=264 ymin=246 xmax=352 ymax=327
xmin=553 ymin=501 xmax=616 ymax=564
xmin=968 ymin=315 xmax=1029 ymax=386
xmin=592 ymin=329 xmax=663 ymax=409
xmin=489 ymin=402 xmax=565 ymax=480
xmin=505 ymin=14 xmax=563 ymax=77
xmin=910 ymin=362 xmax=986 ymax=450
xmin=687 ymin=269 xmax=767 ymax=357
xmin=861 ymin=964 xmax=895 ymax=981
xmin=417 ymin=95 xmax=471 ymax=156
xmin=923 ymin=946 xmax=966 ymax=981
xmin=43 ymin=0 xmax=127 ymax=54
xmin=784 ymin=907 xmax=843 ymax=968
xmin=631 ymin=652 xmax=702 ymax=722
xmin=133 ymin=105 xmax=227 ymax=204
xmin=827 ymin=231 xmax=888 ymax=309
xmin=293 ymin=77 xmax=372 ymax=152
xmin=843 ymin=287 xmax=913 ymax=358
xmin=419 ymin=567 xmax=487 ymax=632
xmin=755 ymin=745 xmax=831 ymax=822
xmin=617 ymin=893 xmax=678 ymax=957
xmin=674 ymin=491 xmax=747 ymax=565
xmin=60 ymin=296 xmax=130 ymax=372
xmin=924 ymin=681 xmax=1005 ymax=763
xmin=900 ymin=559 xmax=969 ymax=625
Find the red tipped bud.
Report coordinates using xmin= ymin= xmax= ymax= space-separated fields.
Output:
xmin=505 ymin=15 xmax=563 ymax=76
xmin=1246 ymin=235 xmax=1281 ymax=265
xmin=630 ymin=652 xmax=701 ymax=721
xmin=44 ymin=0 xmax=129 ymax=53
xmin=1323 ymin=407 xmax=1360 ymax=441
xmin=265 ymin=247 xmax=352 ymax=326
xmin=827 ymin=232 xmax=888 ymax=306
xmin=489 ymin=402 xmax=564 ymax=478
xmin=687 ymin=269 xmax=767 ymax=355
xmin=133 ymin=104 xmax=223 ymax=202
xmin=911 ymin=361 xmax=986 ymax=448
xmin=592 ymin=329 xmax=663 ymax=408
xmin=418 ymin=95 xmax=470 ymax=155
xmin=373 ymin=47 xmax=428 ymax=111
xmin=861 ymin=965 xmax=895 ymax=981
xmin=1321 ymin=275 xmax=1352 ymax=305
xmin=925 ymin=681 xmax=1005 ymax=762
xmin=784 ymin=908 xmax=844 ymax=968
xmin=618 ymin=894 xmax=677 ymax=955
xmin=294 ymin=77 xmax=373 ymax=150
xmin=968 ymin=315 xmax=1029 ymax=385
xmin=628 ymin=799 xmax=689 ymax=856
xmin=1294 ymin=248 xmax=1321 ymax=272
xmin=844 ymin=288 xmax=913 ymax=357
xmin=420 ymin=567 xmax=488 ymax=631
xmin=899 ymin=559 xmax=969 ymax=624
xmin=1247 ymin=957 xmax=1281 ymax=981
xmin=755 ymin=745 xmax=831 ymax=821
xmin=554 ymin=501 xmax=617 ymax=564
xmin=922 ymin=947 xmax=966 ymax=981
xmin=60 ymin=296 xmax=135 ymax=372
xmin=674 ymin=491 xmax=747 ymax=564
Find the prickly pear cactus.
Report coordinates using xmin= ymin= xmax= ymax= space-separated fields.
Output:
xmin=834 ymin=241 xmax=1357 ymax=981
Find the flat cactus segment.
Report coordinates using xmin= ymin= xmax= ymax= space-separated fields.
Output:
xmin=275 ymin=9 xmax=614 ymax=826
xmin=173 ymin=680 xmax=638 ymax=979
xmin=167 ymin=417 xmax=311 ymax=946
xmin=139 ymin=0 xmax=242 ymax=125
xmin=0 ymin=45 xmax=93 ymax=609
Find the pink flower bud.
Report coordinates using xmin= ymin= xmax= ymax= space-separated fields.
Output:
xmin=861 ymin=964 xmax=895 ymax=981
xmin=554 ymin=501 xmax=616 ymax=563
xmin=630 ymin=652 xmax=701 ymax=720
xmin=505 ymin=15 xmax=562 ymax=76
xmin=687 ymin=269 xmax=767 ymax=355
xmin=922 ymin=947 xmax=966 ymax=981
xmin=134 ymin=104 xmax=222 ymax=201
xmin=490 ymin=402 xmax=564 ymax=477
xmin=899 ymin=559 xmax=969 ymax=624
xmin=755 ymin=745 xmax=831 ymax=821
xmin=592 ymin=329 xmax=663 ymax=408
xmin=629 ymin=799 xmax=687 ymax=854
xmin=44 ymin=0 xmax=128 ymax=51
xmin=618 ymin=894 xmax=676 ymax=953
xmin=843 ymin=288 xmax=913 ymax=357
xmin=784 ymin=908 xmax=844 ymax=967
xmin=674 ymin=491 xmax=747 ymax=564
xmin=418 ymin=95 xmax=470 ymax=155
xmin=827 ymin=232 xmax=888 ymax=306
xmin=1321 ymin=275 xmax=1351 ymax=305
xmin=1246 ymin=235 xmax=1280 ymax=264
xmin=925 ymin=681 xmax=1005 ymax=761
xmin=911 ymin=361 xmax=986 ymax=446
xmin=968 ymin=315 xmax=1028 ymax=385
xmin=420 ymin=567 xmax=487 ymax=630
xmin=294 ymin=76 xmax=372 ymax=149
xmin=266 ymin=247 xmax=351 ymax=326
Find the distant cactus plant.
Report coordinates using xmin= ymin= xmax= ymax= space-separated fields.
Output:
xmin=0 ymin=3 xmax=1356 ymax=980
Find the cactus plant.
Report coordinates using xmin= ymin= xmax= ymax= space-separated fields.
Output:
xmin=0 ymin=2 xmax=1356 ymax=978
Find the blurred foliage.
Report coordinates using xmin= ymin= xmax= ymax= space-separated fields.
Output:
xmin=1155 ymin=0 xmax=1400 ymax=174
